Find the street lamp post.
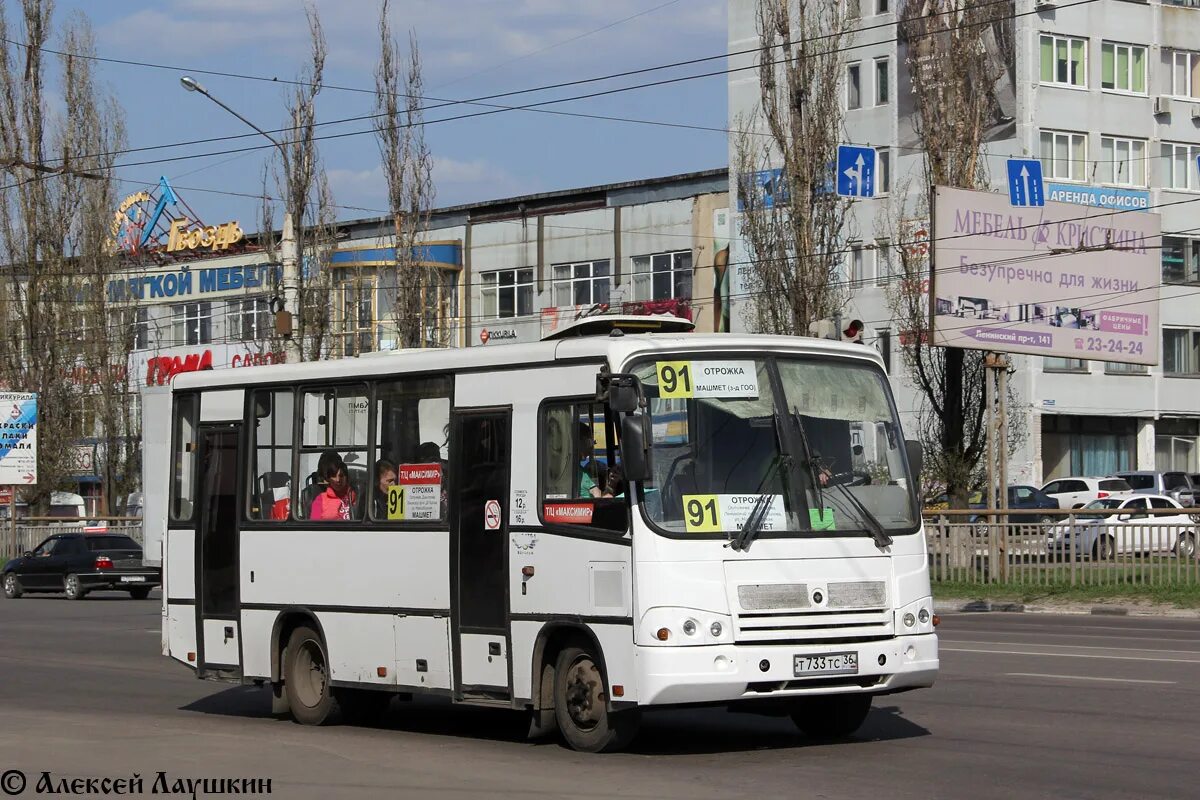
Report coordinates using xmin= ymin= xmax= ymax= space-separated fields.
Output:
xmin=180 ymin=75 xmax=302 ymax=362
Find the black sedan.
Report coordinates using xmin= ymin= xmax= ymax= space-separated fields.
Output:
xmin=2 ymin=532 xmax=161 ymax=600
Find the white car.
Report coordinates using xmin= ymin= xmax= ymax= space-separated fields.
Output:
xmin=1047 ymin=494 xmax=1197 ymax=560
xmin=1040 ymin=476 xmax=1132 ymax=510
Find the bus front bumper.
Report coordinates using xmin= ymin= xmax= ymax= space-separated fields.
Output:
xmin=635 ymin=634 xmax=938 ymax=706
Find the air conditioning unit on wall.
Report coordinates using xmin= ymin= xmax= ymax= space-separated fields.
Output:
xmin=1154 ymin=96 xmax=1172 ymax=116
xmin=1192 ymin=105 xmax=1200 ymax=121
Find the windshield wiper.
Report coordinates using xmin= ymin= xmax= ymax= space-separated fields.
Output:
xmin=730 ymin=492 xmax=775 ymax=552
xmin=790 ymin=405 xmax=892 ymax=550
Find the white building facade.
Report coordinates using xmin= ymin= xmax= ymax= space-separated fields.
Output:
xmin=728 ymin=0 xmax=1200 ymax=485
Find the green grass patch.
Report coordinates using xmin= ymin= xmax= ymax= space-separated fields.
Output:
xmin=933 ymin=578 xmax=1200 ymax=608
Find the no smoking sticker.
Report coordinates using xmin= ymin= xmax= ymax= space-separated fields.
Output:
xmin=484 ymin=499 xmax=502 ymax=530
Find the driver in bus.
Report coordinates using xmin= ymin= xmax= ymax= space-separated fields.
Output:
xmin=310 ymin=452 xmax=358 ymax=521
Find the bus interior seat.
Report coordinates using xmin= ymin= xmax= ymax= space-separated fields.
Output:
xmin=256 ymin=472 xmax=291 ymax=520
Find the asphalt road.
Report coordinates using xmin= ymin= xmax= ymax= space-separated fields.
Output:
xmin=2 ymin=592 xmax=1199 ymax=799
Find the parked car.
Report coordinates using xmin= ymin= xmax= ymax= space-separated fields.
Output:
xmin=1040 ymin=477 xmax=1132 ymax=509
xmin=1047 ymin=494 xmax=1197 ymax=560
xmin=2 ymin=532 xmax=160 ymax=600
xmin=966 ymin=485 xmax=1060 ymax=525
xmin=1113 ymin=471 xmax=1198 ymax=509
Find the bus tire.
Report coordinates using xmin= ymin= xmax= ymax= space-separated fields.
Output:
xmin=790 ymin=693 xmax=872 ymax=739
xmin=284 ymin=625 xmax=341 ymax=726
xmin=553 ymin=645 xmax=639 ymax=753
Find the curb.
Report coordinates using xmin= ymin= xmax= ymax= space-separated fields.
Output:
xmin=935 ymin=597 xmax=1200 ymax=618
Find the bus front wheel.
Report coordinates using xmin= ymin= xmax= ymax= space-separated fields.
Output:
xmin=284 ymin=625 xmax=341 ymax=726
xmin=790 ymin=693 xmax=872 ymax=739
xmin=553 ymin=645 xmax=639 ymax=753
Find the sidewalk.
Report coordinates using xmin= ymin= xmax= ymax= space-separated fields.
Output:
xmin=935 ymin=596 xmax=1200 ymax=618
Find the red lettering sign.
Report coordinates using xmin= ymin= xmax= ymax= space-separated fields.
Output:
xmin=399 ymin=463 xmax=442 ymax=485
xmin=543 ymin=502 xmax=594 ymax=525
xmin=145 ymin=349 xmax=214 ymax=386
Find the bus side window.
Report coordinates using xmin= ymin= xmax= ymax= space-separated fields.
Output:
xmin=373 ymin=376 xmax=451 ymax=522
xmin=250 ymin=389 xmax=293 ymax=521
xmin=297 ymin=386 xmax=369 ymax=521
xmin=539 ymin=400 xmax=628 ymax=533
xmin=170 ymin=394 xmax=199 ymax=522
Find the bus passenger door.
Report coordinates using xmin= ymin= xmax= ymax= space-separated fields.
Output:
xmin=195 ymin=425 xmax=242 ymax=674
xmin=450 ymin=408 xmax=512 ymax=699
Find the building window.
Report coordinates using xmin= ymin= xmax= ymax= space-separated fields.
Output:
xmin=1039 ymin=34 xmax=1087 ymax=88
xmin=133 ymin=307 xmax=150 ymax=350
xmin=849 ymin=245 xmax=869 ymax=287
xmin=1169 ymin=49 xmax=1200 ymax=99
xmin=875 ymin=329 xmax=892 ymax=374
xmin=875 ymin=239 xmax=892 ymax=286
xmin=631 ymin=251 xmax=693 ymax=302
xmin=874 ymin=57 xmax=889 ymax=105
xmin=337 ymin=279 xmax=375 ymax=357
xmin=1101 ymin=42 xmax=1147 ymax=93
xmin=1164 ymin=328 xmax=1200 ymax=376
xmin=1161 ymin=142 xmax=1200 ymax=191
xmin=1044 ymin=357 xmax=1089 ymax=373
xmin=552 ymin=260 xmax=611 ymax=307
xmin=481 ymin=268 xmax=534 ymax=319
xmin=847 ymin=63 xmax=862 ymax=109
xmin=1156 ymin=419 xmax=1198 ymax=472
xmin=1105 ymin=361 xmax=1148 ymax=375
xmin=1163 ymin=237 xmax=1200 ymax=284
xmin=227 ymin=296 xmax=271 ymax=342
xmin=1039 ymin=130 xmax=1088 ymax=182
xmin=172 ymin=302 xmax=212 ymax=346
xmin=876 ymin=147 xmax=890 ymax=194
xmin=1041 ymin=415 xmax=1136 ymax=479
xmin=875 ymin=0 xmax=889 ymax=13
xmin=1099 ymin=136 xmax=1146 ymax=186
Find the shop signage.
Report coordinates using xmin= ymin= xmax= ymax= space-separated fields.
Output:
xmin=166 ymin=218 xmax=245 ymax=253
xmin=145 ymin=350 xmax=213 ymax=386
xmin=479 ymin=328 xmax=517 ymax=344
xmin=1045 ymin=183 xmax=1150 ymax=212
xmin=0 ymin=392 xmax=37 ymax=485
xmin=107 ymin=264 xmax=282 ymax=302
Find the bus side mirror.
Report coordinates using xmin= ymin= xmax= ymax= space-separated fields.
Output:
xmin=620 ymin=414 xmax=652 ymax=483
xmin=905 ymin=439 xmax=923 ymax=481
xmin=601 ymin=373 xmax=642 ymax=414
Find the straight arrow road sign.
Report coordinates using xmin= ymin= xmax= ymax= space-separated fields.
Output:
xmin=1007 ymin=159 xmax=1045 ymax=207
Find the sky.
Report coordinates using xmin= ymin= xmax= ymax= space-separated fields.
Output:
xmin=42 ymin=0 xmax=729 ymax=232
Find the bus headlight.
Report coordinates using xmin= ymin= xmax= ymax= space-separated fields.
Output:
xmin=895 ymin=597 xmax=935 ymax=636
xmin=639 ymin=607 xmax=733 ymax=646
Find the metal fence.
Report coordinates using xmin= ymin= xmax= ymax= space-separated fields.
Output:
xmin=2 ymin=520 xmax=143 ymax=562
xmin=925 ymin=509 xmax=1200 ymax=587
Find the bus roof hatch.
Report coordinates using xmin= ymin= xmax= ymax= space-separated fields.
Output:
xmin=541 ymin=313 xmax=695 ymax=341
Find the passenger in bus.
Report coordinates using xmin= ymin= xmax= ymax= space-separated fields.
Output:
xmin=578 ymin=423 xmax=621 ymax=499
xmin=373 ymin=459 xmax=397 ymax=519
xmin=310 ymin=452 xmax=358 ymax=521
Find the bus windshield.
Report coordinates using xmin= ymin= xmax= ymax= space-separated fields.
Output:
xmin=633 ymin=355 xmax=917 ymax=537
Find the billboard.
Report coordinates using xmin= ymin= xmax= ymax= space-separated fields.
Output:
xmin=897 ymin=2 xmax=1016 ymax=151
xmin=930 ymin=187 xmax=1160 ymax=365
xmin=0 ymin=392 xmax=37 ymax=485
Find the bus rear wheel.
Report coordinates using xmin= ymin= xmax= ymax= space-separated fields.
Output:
xmin=790 ymin=693 xmax=872 ymax=739
xmin=553 ymin=645 xmax=639 ymax=753
xmin=284 ymin=625 xmax=341 ymax=726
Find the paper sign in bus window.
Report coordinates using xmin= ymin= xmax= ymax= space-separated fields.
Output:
xmin=682 ymin=493 xmax=785 ymax=533
xmin=655 ymin=361 xmax=758 ymax=399
xmin=388 ymin=462 xmax=443 ymax=521
xmin=809 ymin=508 xmax=836 ymax=531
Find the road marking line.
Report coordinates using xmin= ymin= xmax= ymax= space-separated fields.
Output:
xmin=942 ymin=646 xmax=1200 ymax=664
xmin=1005 ymin=672 xmax=1175 ymax=685
xmin=944 ymin=639 xmax=1200 ymax=655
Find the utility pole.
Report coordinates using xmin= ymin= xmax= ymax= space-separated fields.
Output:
xmin=984 ymin=352 xmax=1010 ymax=581
xmin=179 ymin=76 xmax=302 ymax=362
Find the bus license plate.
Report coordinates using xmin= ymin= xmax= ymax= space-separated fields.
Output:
xmin=794 ymin=652 xmax=858 ymax=676
xmin=120 ymin=576 xmax=146 ymax=583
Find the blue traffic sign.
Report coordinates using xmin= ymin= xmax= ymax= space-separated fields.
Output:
xmin=1007 ymin=159 xmax=1045 ymax=207
xmin=836 ymin=145 xmax=876 ymax=198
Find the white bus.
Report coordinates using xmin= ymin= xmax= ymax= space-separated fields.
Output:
xmin=145 ymin=321 xmax=937 ymax=752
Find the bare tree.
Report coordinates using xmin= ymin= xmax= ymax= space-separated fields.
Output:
xmin=260 ymin=5 xmax=338 ymax=362
xmin=0 ymin=1 xmax=127 ymax=509
xmin=375 ymin=0 xmax=437 ymax=349
xmin=885 ymin=1 xmax=1019 ymax=506
xmin=734 ymin=0 xmax=853 ymax=336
